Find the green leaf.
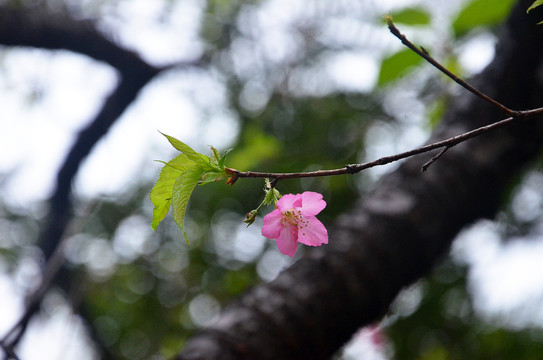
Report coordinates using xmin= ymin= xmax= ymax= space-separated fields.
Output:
xmin=389 ymin=7 xmax=431 ymax=26
xmin=199 ymin=169 xmax=229 ymax=184
xmin=528 ymin=0 xmax=543 ymax=13
xmin=150 ymin=155 xmax=193 ymax=230
xmin=378 ymin=48 xmax=424 ymax=86
xmin=210 ymin=146 xmax=221 ymax=164
xmin=172 ymin=166 xmax=204 ymax=244
xmin=156 ymin=154 xmax=195 ymax=172
xmin=160 ymin=132 xmax=210 ymax=167
xmin=452 ymin=0 xmax=515 ymax=37
xmin=151 ymin=133 xmax=233 ymax=238
xmin=262 ymin=179 xmax=281 ymax=206
xmin=217 ymin=149 xmax=231 ymax=170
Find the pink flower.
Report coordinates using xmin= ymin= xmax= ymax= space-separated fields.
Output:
xmin=262 ymin=191 xmax=328 ymax=257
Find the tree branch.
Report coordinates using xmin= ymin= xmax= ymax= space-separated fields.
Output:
xmin=0 ymin=4 xmax=167 ymax=354
xmin=0 ymin=5 xmax=148 ymax=72
xmin=386 ymin=17 xmax=517 ymax=116
xmin=225 ymin=106 xmax=543 ymax=182
xmin=177 ymin=1 xmax=543 ymax=359
xmin=224 ymin=18 xmax=543 ymax=183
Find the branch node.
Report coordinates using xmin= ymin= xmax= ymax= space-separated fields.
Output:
xmin=512 ymin=110 xmax=525 ymax=118
xmin=420 ymin=46 xmax=430 ymax=56
xmin=421 ymin=147 xmax=449 ymax=172
xmin=225 ymin=168 xmax=239 ymax=185
xmin=345 ymin=164 xmax=358 ymax=174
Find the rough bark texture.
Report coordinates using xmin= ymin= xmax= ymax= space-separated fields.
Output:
xmin=177 ymin=1 xmax=543 ymax=359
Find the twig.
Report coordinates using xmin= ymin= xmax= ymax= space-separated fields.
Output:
xmin=0 ymin=202 xmax=98 ymax=355
xmin=226 ymin=107 xmax=543 ymax=182
xmin=386 ymin=17 xmax=518 ymax=117
xmin=0 ymin=236 xmax=70 ymax=347
xmin=0 ymin=339 xmax=21 ymax=360
xmin=421 ymin=147 xmax=449 ymax=172
xmin=224 ymin=21 xmax=543 ymax=184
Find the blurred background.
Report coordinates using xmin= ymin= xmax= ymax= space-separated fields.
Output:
xmin=2 ymin=0 xmax=543 ymax=358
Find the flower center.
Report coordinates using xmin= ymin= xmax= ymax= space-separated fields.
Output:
xmin=282 ymin=209 xmax=309 ymax=234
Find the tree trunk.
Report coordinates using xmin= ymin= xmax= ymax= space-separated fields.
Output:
xmin=176 ymin=1 xmax=543 ymax=359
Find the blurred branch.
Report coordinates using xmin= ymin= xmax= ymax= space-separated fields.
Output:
xmin=0 ymin=46 xmax=160 ymax=360
xmin=0 ymin=340 xmax=20 ymax=360
xmin=0 ymin=3 xmax=162 ymax=257
xmin=177 ymin=0 xmax=543 ymax=359
xmin=0 ymin=5 xmax=150 ymax=72
xmin=0 ymin=3 xmax=204 ymax=356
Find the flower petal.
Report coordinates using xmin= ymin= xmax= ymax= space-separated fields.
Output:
xmin=300 ymin=192 xmax=326 ymax=216
xmin=276 ymin=226 xmax=298 ymax=257
xmin=296 ymin=216 xmax=328 ymax=246
xmin=262 ymin=209 xmax=283 ymax=239
xmin=276 ymin=193 xmax=302 ymax=212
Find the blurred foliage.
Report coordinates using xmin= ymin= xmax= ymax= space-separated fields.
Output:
xmin=388 ymin=7 xmax=431 ymax=26
xmin=387 ymin=260 xmax=543 ymax=359
xmin=70 ymin=89 xmax=382 ymax=358
xmin=378 ymin=49 xmax=424 ymax=86
xmin=2 ymin=0 xmax=543 ymax=359
xmin=452 ymin=0 xmax=516 ymax=37
xmin=528 ymin=0 xmax=543 ymax=13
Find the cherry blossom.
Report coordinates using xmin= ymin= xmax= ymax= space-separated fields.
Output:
xmin=262 ymin=191 xmax=328 ymax=257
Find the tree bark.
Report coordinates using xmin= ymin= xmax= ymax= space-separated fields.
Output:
xmin=177 ymin=1 xmax=543 ymax=359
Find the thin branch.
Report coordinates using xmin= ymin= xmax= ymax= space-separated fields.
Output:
xmin=0 ymin=72 xmax=161 ymax=351
xmin=0 ymin=6 xmax=153 ymax=72
xmin=421 ymin=147 xmax=449 ymax=172
xmin=177 ymin=3 xmax=543 ymax=357
xmin=225 ymin=18 xmax=543 ymax=184
xmin=226 ymin=107 xmax=543 ymax=182
xmin=0 ymin=3 xmax=208 ymax=352
xmin=0 ymin=5 xmax=170 ymax=351
xmin=0 ymin=340 xmax=21 ymax=360
xmin=386 ymin=17 xmax=517 ymax=117
xmin=0 ymin=202 xmax=99 ymax=355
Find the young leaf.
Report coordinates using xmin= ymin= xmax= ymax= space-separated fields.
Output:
xmin=156 ymin=154 xmax=195 ymax=172
xmin=263 ymin=179 xmax=281 ymax=206
xmin=152 ymin=133 xmax=234 ymax=239
xmin=171 ymin=166 xmax=205 ymax=243
xmin=160 ymin=132 xmax=211 ymax=167
xmin=150 ymin=155 xmax=192 ymax=230
xmin=199 ymin=169 xmax=230 ymax=185
xmin=210 ymin=146 xmax=221 ymax=164
xmin=218 ymin=149 xmax=232 ymax=169
xmin=528 ymin=0 xmax=543 ymax=13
